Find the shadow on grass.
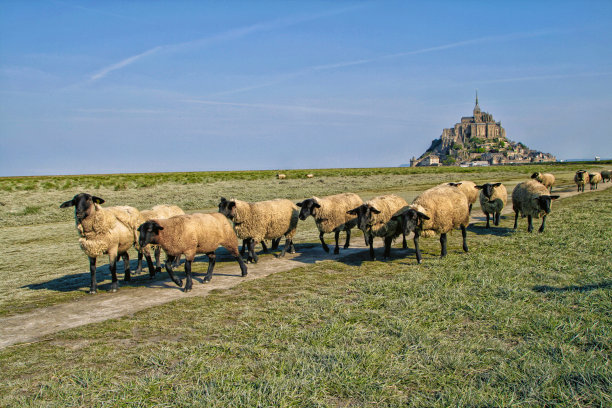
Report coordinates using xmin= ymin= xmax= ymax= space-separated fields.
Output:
xmin=467 ymin=224 xmax=514 ymax=237
xmin=533 ymin=281 xmax=612 ymax=293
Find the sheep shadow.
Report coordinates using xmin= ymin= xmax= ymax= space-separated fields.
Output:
xmin=467 ymin=224 xmax=514 ymax=237
xmin=533 ymin=281 xmax=612 ymax=293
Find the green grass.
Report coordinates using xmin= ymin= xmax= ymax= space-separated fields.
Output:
xmin=0 ymin=175 xmax=610 ymax=406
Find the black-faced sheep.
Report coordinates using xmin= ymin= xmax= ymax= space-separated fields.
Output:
xmin=135 ymin=204 xmax=185 ymax=276
xmin=276 ymin=173 xmax=286 ymax=180
xmin=297 ymin=193 xmax=363 ymax=254
xmin=589 ymin=172 xmax=602 ymax=190
xmin=398 ymin=185 xmax=469 ymax=264
xmin=601 ymin=170 xmax=611 ymax=183
xmin=60 ymin=193 xmax=141 ymax=293
xmin=347 ymin=194 xmax=408 ymax=260
xmin=574 ymin=170 xmax=589 ymax=192
xmin=511 ymin=180 xmax=560 ymax=233
xmin=448 ymin=181 xmax=478 ymax=213
xmin=137 ymin=213 xmax=247 ymax=292
xmin=531 ymin=172 xmax=555 ymax=192
xmin=475 ymin=182 xmax=507 ymax=228
xmin=218 ymin=197 xmax=299 ymax=263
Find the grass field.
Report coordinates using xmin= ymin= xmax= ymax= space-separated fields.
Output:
xmin=0 ymin=164 xmax=610 ymax=406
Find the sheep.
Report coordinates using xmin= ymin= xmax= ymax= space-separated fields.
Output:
xmin=60 ymin=193 xmax=141 ymax=294
xmin=601 ymin=170 xmax=611 ymax=183
xmin=531 ymin=172 xmax=555 ymax=192
xmin=276 ymin=173 xmax=286 ymax=180
xmin=347 ymin=194 xmax=408 ymax=260
xmin=297 ymin=193 xmax=363 ymax=254
xmin=397 ymin=185 xmax=470 ymax=264
xmin=511 ymin=180 xmax=560 ymax=233
xmin=448 ymin=181 xmax=478 ymax=212
xmin=137 ymin=213 xmax=247 ymax=292
xmin=589 ymin=172 xmax=602 ymax=190
xmin=218 ymin=197 xmax=299 ymax=263
xmin=574 ymin=170 xmax=589 ymax=192
xmin=475 ymin=182 xmax=507 ymax=228
xmin=306 ymin=173 xmax=314 ymax=178
xmin=135 ymin=205 xmax=185 ymax=276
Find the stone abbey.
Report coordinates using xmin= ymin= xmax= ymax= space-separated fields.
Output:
xmin=410 ymin=93 xmax=555 ymax=167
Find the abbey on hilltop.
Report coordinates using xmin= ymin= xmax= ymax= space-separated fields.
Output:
xmin=409 ymin=93 xmax=556 ymax=167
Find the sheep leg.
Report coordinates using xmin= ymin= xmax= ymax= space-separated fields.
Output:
xmin=468 ymin=203 xmax=473 ymax=214
xmin=248 ymin=239 xmax=258 ymax=263
xmin=513 ymin=211 xmax=519 ymax=229
xmin=184 ymin=259 xmax=193 ymax=292
xmin=383 ymin=236 xmax=392 ymax=259
xmin=461 ymin=225 xmax=468 ymax=252
xmin=279 ymin=237 xmax=294 ymax=257
xmin=368 ymin=235 xmax=375 ymax=260
xmin=155 ymin=247 xmax=164 ymax=271
xmin=334 ymin=231 xmax=340 ymax=254
xmin=290 ymin=240 xmax=296 ymax=254
xmin=121 ymin=253 xmax=131 ymax=282
xmin=204 ymin=253 xmax=216 ymax=283
xmin=402 ymin=230 xmax=407 ymax=249
xmin=261 ymin=241 xmax=269 ymax=253
xmin=272 ymin=238 xmax=281 ymax=250
xmin=88 ymin=256 xmax=98 ymax=294
xmin=136 ymin=251 xmax=144 ymax=274
xmin=413 ymin=232 xmax=422 ymax=264
xmin=494 ymin=212 xmax=500 ymax=226
xmin=485 ymin=212 xmax=491 ymax=228
xmin=538 ymin=215 xmax=547 ymax=233
xmin=144 ymin=253 xmax=157 ymax=279
xmin=108 ymin=253 xmax=119 ymax=293
xmin=165 ymin=255 xmax=183 ymax=287
xmin=440 ymin=233 xmax=448 ymax=258
xmin=527 ymin=215 xmax=534 ymax=233
xmin=344 ymin=229 xmax=351 ymax=249
xmin=319 ymin=231 xmax=330 ymax=253
xmin=240 ymin=239 xmax=247 ymax=256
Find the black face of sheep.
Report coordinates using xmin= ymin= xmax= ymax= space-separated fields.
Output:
xmin=575 ymin=170 xmax=587 ymax=181
xmin=137 ymin=220 xmax=163 ymax=248
xmin=218 ymin=197 xmax=237 ymax=220
xmin=448 ymin=182 xmax=462 ymax=187
xmin=531 ymin=172 xmax=540 ymax=179
xmin=535 ymin=195 xmax=560 ymax=215
xmin=60 ymin=193 xmax=105 ymax=222
xmin=398 ymin=208 xmax=430 ymax=236
xmin=347 ymin=204 xmax=380 ymax=232
xmin=296 ymin=199 xmax=320 ymax=221
xmin=475 ymin=183 xmax=502 ymax=199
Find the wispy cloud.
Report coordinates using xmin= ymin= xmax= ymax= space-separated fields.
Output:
xmin=476 ymin=71 xmax=612 ymax=85
xmin=214 ymin=29 xmax=564 ymax=96
xmin=87 ymin=5 xmax=366 ymax=82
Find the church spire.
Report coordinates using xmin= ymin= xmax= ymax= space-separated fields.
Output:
xmin=475 ymin=89 xmax=479 ymax=108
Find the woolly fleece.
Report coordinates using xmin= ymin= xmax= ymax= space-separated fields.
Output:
xmin=511 ymin=180 xmax=552 ymax=219
xmin=231 ymin=199 xmax=298 ymax=242
xmin=410 ymin=185 xmax=470 ymax=238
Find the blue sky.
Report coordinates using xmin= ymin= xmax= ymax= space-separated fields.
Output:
xmin=1 ymin=0 xmax=611 ymax=176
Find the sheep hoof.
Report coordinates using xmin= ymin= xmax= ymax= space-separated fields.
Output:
xmin=110 ymin=288 xmax=118 ymax=293
xmin=323 ymin=246 xmax=330 ymax=253
xmin=88 ymin=290 xmax=97 ymax=295
xmin=334 ymin=248 xmax=340 ymax=255
xmin=184 ymin=287 xmax=191 ymax=293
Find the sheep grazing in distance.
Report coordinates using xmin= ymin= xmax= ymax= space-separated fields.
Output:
xmin=512 ymin=180 xmax=560 ymax=233
xmin=218 ymin=197 xmax=299 ymax=263
xmin=297 ymin=193 xmax=363 ymax=254
xmin=447 ymin=181 xmax=478 ymax=213
xmin=306 ymin=173 xmax=314 ymax=178
xmin=475 ymin=182 xmax=507 ymax=228
xmin=276 ymin=173 xmax=286 ymax=180
xmin=138 ymin=213 xmax=247 ymax=292
xmin=531 ymin=172 xmax=555 ymax=192
xmin=589 ymin=172 xmax=602 ymax=190
xmin=60 ymin=193 xmax=141 ymax=293
xmin=398 ymin=185 xmax=469 ymax=264
xmin=135 ymin=204 xmax=185 ymax=276
xmin=574 ymin=170 xmax=589 ymax=192
xmin=347 ymin=194 xmax=408 ymax=260
xmin=601 ymin=170 xmax=611 ymax=183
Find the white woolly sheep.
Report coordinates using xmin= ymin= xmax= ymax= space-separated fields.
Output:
xmin=306 ymin=173 xmax=314 ymax=178
xmin=276 ymin=173 xmax=286 ymax=180
xmin=297 ymin=193 xmax=363 ymax=254
xmin=448 ymin=181 xmax=478 ymax=213
xmin=135 ymin=204 xmax=185 ymax=276
xmin=137 ymin=213 xmax=247 ymax=292
xmin=589 ymin=172 xmax=602 ymax=190
xmin=531 ymin=172 xmax=555 ymax=192
xmin=218 ymin=197 xmax=299 ymax=263
xmin=574 ymin=170 xmax=589 ymax=192
xmin=347 ymin=194 xmax=408 ymax=260
xmin=512 ymin=180 xmax=560 ymax=233
xmin=60 ymin=193 xmax=141 ymax=293
xmin=475 ymin=182 xmax=507 ymax=228
xmin=601 ymin=170 xmax=611 ymax=183
xmin=398 ymin=185 xmax=470 ymax=264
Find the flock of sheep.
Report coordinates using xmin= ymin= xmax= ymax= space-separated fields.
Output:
xmin=59 ymin=169 xmax=609 ymax=294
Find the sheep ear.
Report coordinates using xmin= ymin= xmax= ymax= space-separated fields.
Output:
xmin=475 ymin=185 xmax=484 ymax=190
xmin=416 ymin=211 xmax=430 ymax=221
xmin=550 ymin=195 xmax=560 ymax=200
xmin=347 ymin=207 xmax=360 ymax=215
xmin=60 ymin=199 xmax=74 ymax=208
xmin=228 ymin=201 xmax=236 ymax=210
xmin=493 ymin=182 xmax=502 ymax=187
xmin=296 ymin=201 xmax=303 ymax=207
xmin=313 ymin=202 xmax=321 ymax=208
xmin=449 ymin=182 xmax=460 ymax=187
xmin=370 ymin=207 xmax=381 ymax=214
xmin=92 ymin=196 xmax=105 ymax=204
xmin=220 ymin=197 xmax=227 ymax=203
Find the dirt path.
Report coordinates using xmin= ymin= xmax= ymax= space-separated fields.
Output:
xmin=1 ymin=182 xmax=608 ymax=349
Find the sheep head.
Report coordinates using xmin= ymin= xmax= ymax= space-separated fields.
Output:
xmin=347 ymin=204 xmax=381 ymax=231
xmin=534 ymin=195 xmax=560 ymax=214
xmin=218 ymin=197 xmax=237 ymax=220
xmin=296 ymin=198 xmax=321 ymax=220
xmin=60 ymin=193 xmax=104 ymax=222
xmin=398 ymin=208 xmax=430 ymax=235
xmin=475 ymin=182 xmax=502 ymax=200
xmin=137 ymin=220 xmax=163 ymax=248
